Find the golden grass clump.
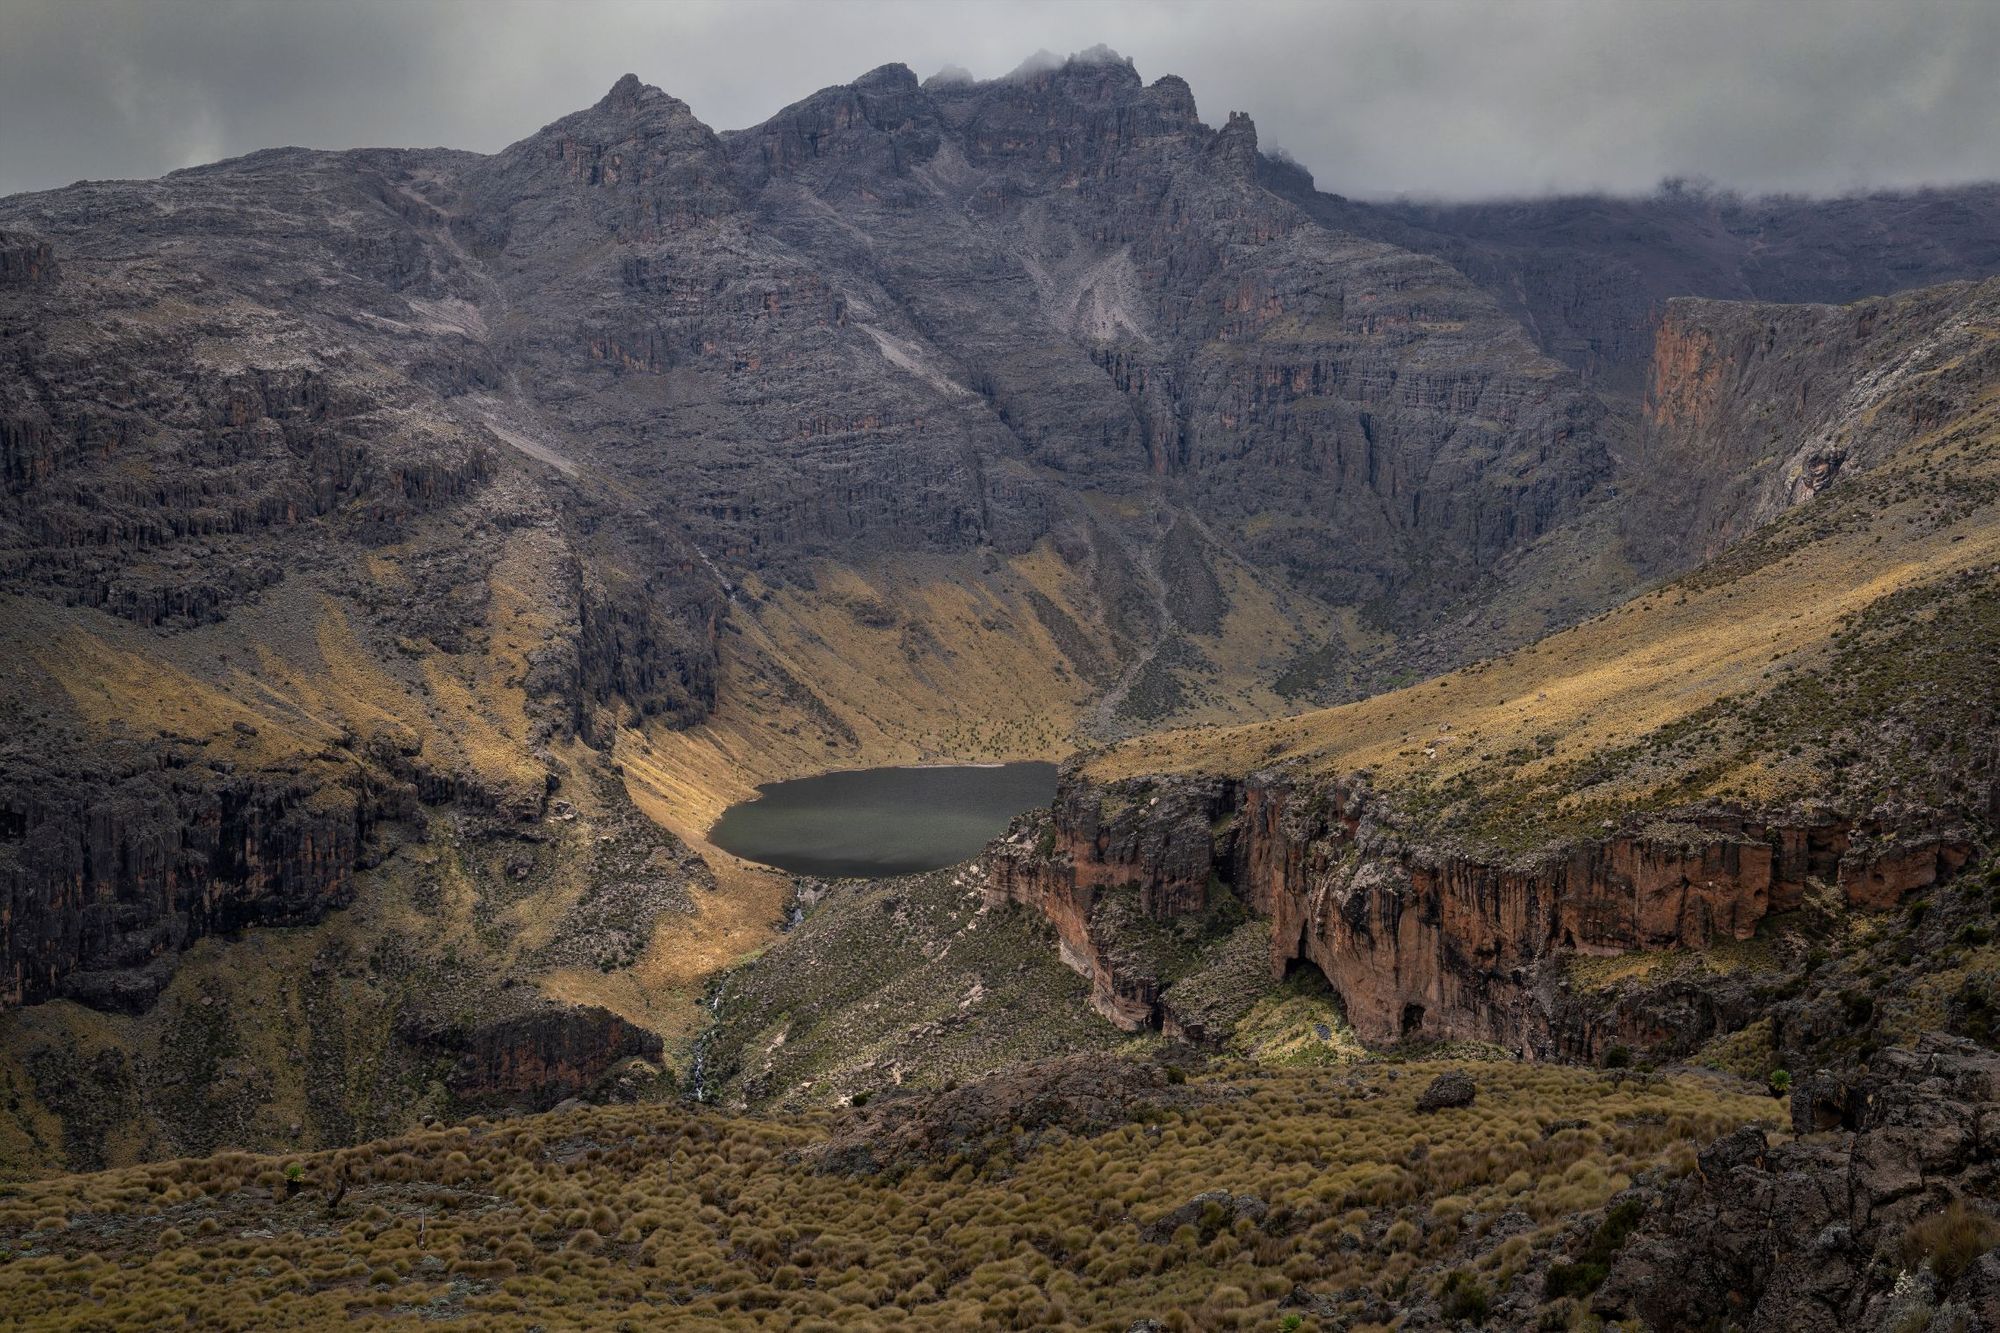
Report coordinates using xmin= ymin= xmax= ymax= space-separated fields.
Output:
xmin=0 ymin=1060 xmax=1775 ymax=1331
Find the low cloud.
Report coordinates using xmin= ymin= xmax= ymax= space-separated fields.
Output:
xmin=5 ymin=0 xmax=1999 ymax=200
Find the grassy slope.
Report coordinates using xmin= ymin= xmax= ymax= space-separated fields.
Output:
xmin=0 ymin=500 xmax=727 ymax=1177
xmin=1092 ymin=381 xmax=2000 ymax=850
xmin=0 ymin=1060 xmax=1774 ymax=1332
xmin=614 ymin=546 xmax=1105 ymax=839
xmin=699 ymin=867 xmax=1133 ymax=1111
xmin=614 ymin=538 xmax=1343 ymax=842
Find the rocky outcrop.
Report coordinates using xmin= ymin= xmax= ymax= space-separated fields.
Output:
xmin=1414 ymin=1069 xmax=1477 ymax=1112
xmin=1630 ymin=277 xmax=2000 ymax=570
xmin=984 ymin=769 xmax=1971 ymax=1053
xmin=1592 ymin=1037 xmax=2000 ymax=1331
xmin=0 ymin=230 xmax=57 ymax=285
xmin=816 ymin=1050 xmax=1208 ymax=1177
xmin=567 ymin=515 xmax=723 ymax=746
xmin=984 ymin=780 xmax=1233 ymax=1029
xmin=418 ymin=1005 xmax=663 ymax=1111
xmin=0 ymin=739 xmax=368 ymax=1012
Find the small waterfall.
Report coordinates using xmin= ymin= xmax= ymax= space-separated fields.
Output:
xmin=686 ymin=977 xmax=728 ymax=1105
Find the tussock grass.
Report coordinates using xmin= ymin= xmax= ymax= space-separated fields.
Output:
xmin=0 ymin=1059 xmax=1774 ymax=1330
xmin=1901 ymin=1200 xmax=2000 ymax=1283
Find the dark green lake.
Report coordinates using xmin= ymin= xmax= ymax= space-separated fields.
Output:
xmin=706 ymin=761 xmax=1058 ymax=878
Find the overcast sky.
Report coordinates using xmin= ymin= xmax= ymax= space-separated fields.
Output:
xmin=6 ymin=0 xmax=2000 ymax=201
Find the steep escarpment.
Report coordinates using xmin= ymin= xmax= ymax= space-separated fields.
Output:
xmin=1631 ymin=276 xmax=2000 ymax=569
xmin=989 ymin=275 xmax=2000 ymax=1062
xmin=0 ymin=731 xmax=369 ymax=1012
xmin=0 ymin=229 xmax=58 ymax=286
xmin=727 ymin=55 xmax=1610 ymax=622
xmin=0 ymin=749 xmax=715 ymax=1176
xmin=1272 ymin=172 xmax=2000 ymax=392
xmin=411 ymin=1004 xmax=664 ymax=1110
xmin=986 ymin=768 xmax=1971 ymax=1055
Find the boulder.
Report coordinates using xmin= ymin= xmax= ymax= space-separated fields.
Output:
xmin=1416 ymin=1070 xmax=1477 ymax=1113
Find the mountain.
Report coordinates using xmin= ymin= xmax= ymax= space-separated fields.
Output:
xmin=0 ymin=53 xmax=1631 ymax=1174
xmin=983 ymin=273 xmax=1997 ymax=1058
xmin=0 ymin=45 xmax=1995 ymax=1231
xmin=1269 ymin=166 xmax=2000 ymax=392
xmin=1 ymin=41 xmax=1999 ymax=1333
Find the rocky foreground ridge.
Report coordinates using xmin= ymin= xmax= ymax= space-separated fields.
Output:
xmin=2 ymin=1032 xmax=1996 ymax=1329
xmin=1593 ymin=1036 xmax=2000 ymax=1330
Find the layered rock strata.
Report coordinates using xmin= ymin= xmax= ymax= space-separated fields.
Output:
xmin=415 ymin=1005 xmax=664 ymax=1110
xmin=984 ymin=771 xmax=1970 ymax=1054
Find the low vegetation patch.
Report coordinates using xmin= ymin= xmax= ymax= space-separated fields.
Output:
xmin=0 ymin=1059 xmax=1775 ymax=1330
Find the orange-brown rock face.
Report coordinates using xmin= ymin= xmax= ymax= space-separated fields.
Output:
xmin=1627 ymin=280 xmax=2000 ymax=572
xmin=984 ymin=779 xmax=1235 ymax=1030
xmin=417 ymin=1006 xmax=663 ymax=1110
xmin=1642 ymin=312 xmax=1725 ymax=434
xmin=1836 ymin=831 xmax=1973 ymax=910
xmin=985 ymin=771 xmax=1968 ymax=1055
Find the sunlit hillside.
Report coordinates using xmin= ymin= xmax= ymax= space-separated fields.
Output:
xmin=1095 ymin=306 xmax=2000 ymax=850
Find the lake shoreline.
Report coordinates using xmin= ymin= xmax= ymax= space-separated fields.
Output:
xmin=707 ymin=761 xmax=1058 ymax=879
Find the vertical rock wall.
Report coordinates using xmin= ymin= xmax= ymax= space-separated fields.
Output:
xmin=984 ymin=770 xmax=1970 ymax=1054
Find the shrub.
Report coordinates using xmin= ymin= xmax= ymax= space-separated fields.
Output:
xmin=1439 ymin=1268 xmax=1492 ymax=1324
xmin=1768 ymin=1069 xmax=1792 ymax=1096
xmin=1543 ymin=1258 xmax=1607 ymax=1301
xmin=1544 ymin=1197 xmax=1646 ymax=1300
xmin=1601 ymin=1046 xmax=1631 ymax=1070
xmin=1901 ymin=1201 xmax=2000 ymax=1283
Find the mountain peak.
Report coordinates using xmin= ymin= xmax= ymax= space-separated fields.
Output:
xmin=599 ymin=72 xmax=649 ymax=111
xmin=1211 ymin=109 xmax=1259 ymax=175
xmin=1003 ymin=44 xmax=1139 ymax=87
xmin=853 ymin=62 xmax=918 ymax=92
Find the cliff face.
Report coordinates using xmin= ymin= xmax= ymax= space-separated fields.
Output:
xmin=985 ymin=770 xmax=1970 ymax=1055
xmin=1 ymin=743 xmax=366 ymax=1012
xmin=1630 ymin=277 xmax=2000 ymax=569
xmin=1272 ymin=175 xmax=2000 ymax=393
xmin=413 ymin=1005 xmax=664 ymax=1111
xmin=0 ymin=230 xmax=57 ymax=286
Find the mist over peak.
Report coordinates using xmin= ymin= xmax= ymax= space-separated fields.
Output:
xmin=10 ymin=1 xmax=1998 ymax=201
